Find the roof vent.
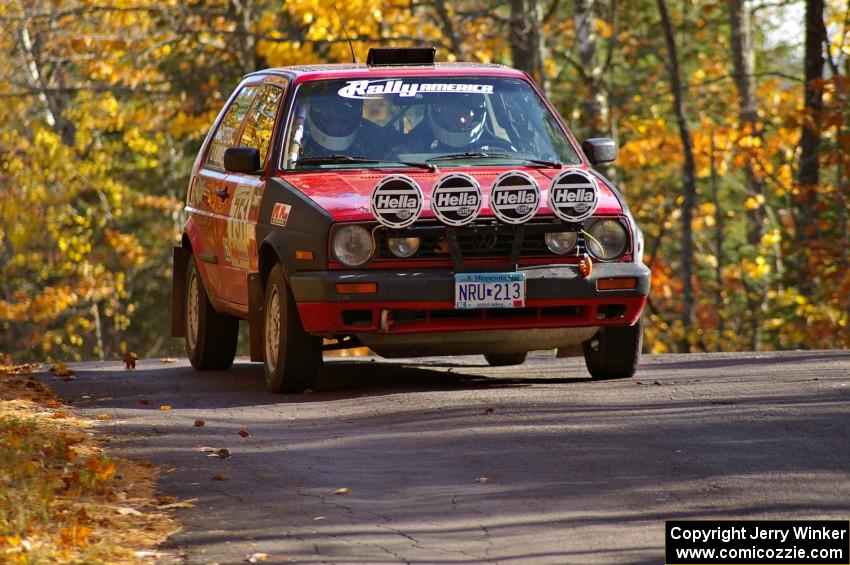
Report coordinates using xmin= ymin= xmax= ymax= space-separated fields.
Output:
xmin=366 ymin=47 xmax=436 ymax=66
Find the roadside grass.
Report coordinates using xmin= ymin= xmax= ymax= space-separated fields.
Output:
xmin=0 ymin=359 xmax=178 ymax=564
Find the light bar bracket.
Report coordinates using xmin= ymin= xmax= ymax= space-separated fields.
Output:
xmin=366 ymin=47 xmax=436 ymax=66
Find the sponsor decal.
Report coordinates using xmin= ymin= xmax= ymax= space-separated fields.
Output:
xmin=222 ymin=237 xmax=250 ymax=269
xmin=270 ymin=202 xmax=291 ymax=227
xmin=338 ymin=79 xmax=494 ymax=100
xmin=224 ymin=185 xmax=255 ymax=268
xmin=547 ymin=169 xmax=599 ymax=223
xmin=489 ymin=171 xmax=541 ymax=224
xmin=430 ymin=173 xmax=482 ymax=227
xmin=370 ymin=175 xmax=423 ymax=229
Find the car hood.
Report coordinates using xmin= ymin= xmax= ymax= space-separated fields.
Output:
xmin=275 ymin=166 xmax=624 ymax=222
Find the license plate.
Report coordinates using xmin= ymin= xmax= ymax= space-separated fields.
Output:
xmin=454 ymin=272 xmax=526 ymax=309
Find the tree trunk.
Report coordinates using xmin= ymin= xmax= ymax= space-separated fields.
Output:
xmin=656 ymin=0 xmax=697 ymax=352
xmin=711 ymin=133 xmax=725 ymax=348
xmin=429 ymin=0 xmax=463 ymax=59
xmin=796 ymin=0 xmax=825 ymax=297
xmin=510 ymin=0 xmax=547 ymax=93
xmin=574 ymin=0 xmax=607 ymax=137
xmin=727 ymin=0 xmax=763 ymax=350
xmin=230 ymin=0 xmax=257 ymax=72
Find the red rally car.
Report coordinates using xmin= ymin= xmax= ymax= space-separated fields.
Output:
xmin=171 ymin=47 xmax=650 ymax=393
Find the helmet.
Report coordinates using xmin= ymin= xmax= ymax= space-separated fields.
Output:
xmin=307 ymin=94 xmax=363 ymax=151
xmin=428 ymin=94 xmax=487 ymax=148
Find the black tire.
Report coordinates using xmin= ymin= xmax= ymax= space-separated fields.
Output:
xmin=582 ymin=320 xmax=642 ymax=380
xmin=184 ymin=256 xmax=238 ymax=370
xmin=484 ymin=352 xmax=528 ymax=366
xmin=263 ymin=264 xmax=322 ymax=393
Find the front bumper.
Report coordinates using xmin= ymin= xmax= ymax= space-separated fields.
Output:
xmin=290 ymin=262 xmax=650 ymax=334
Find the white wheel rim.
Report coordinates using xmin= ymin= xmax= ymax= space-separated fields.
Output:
xmin=265 ymin=286 xmax=281 ymax=372
xmin=187 ymin=270 xmax=200 ymax=352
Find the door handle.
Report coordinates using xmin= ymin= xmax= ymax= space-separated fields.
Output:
xmin=215 ymin=189 xmax=230 ymax=200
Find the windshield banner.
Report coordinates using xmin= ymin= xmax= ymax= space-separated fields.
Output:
xmin=338 ymin=79 xmax=494 ymax=99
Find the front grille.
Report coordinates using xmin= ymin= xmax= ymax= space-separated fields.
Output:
xmin=374 ymin=220 xmax=588 ymax=261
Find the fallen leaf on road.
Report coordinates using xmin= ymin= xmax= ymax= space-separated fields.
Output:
xmin=484 ymin=407 xmax=495 ymax=414
xmin=96 ymin=414 xmax=110 ymax=421
xmin=245 ymin=553 xmax=269 ymax=563
xmin=159 ymin=405 xmax=171 ymax=411
xmin=50 ymin=362 xmax=74 ymax=377
xmin=160 ymin=357 xmax=178 ymax=363
xmin=138 ymin=398 xmax=150 ymax=405
xmin=211 ymin=475 xmax=230 ymax=481
xmin=52 ymin=411 xmax=68 ymax=419
xmin=156 ymin=495 xmax=175 ymax=506
xmin=115 ymin=506 xmax=142 ymax=516
xmin=194 ymin=420 xmax=205 ymax=427
xmin=333 ymin=487 xmax=350 ymax=495
xmin=313 ymin=516 xmax=326 ymax=521
xmin=210 ymin=448 xmax=230 ymax=459
xmin=124 ymin=352 xmax=137 ymax=370
xmin=158 ymin=498 xmax=197 ymax=509
xmin=477 ymin=477 xmax=489 ymax=483
xmin=238 ymin=429 xmax=250 ymax=438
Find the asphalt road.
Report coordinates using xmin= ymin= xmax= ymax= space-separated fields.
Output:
xmin=47 ymin=350 xmax=850 ymax=564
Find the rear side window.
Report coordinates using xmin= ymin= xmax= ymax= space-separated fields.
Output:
xmin=205 ymin=86 xmax=259 ymax=169
xmin=238 ymin=84 xmax=285 ymax=167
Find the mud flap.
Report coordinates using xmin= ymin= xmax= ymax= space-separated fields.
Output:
xmin=248 ymin=273 xmax=265 ymax=362
xmin=171 ymin=246 xmax=191 ymax=337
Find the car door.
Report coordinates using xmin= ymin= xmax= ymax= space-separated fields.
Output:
xmin=216 ymin=78 xmax=288 ymax=306
xmin=191 ymin=82 xmax=261 ymax=305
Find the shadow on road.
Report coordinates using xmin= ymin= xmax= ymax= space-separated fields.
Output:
xmin=60 ymin=356 xmax=591 ymax=409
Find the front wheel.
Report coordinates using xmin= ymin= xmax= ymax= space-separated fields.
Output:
xmin=185 ymin=256 xmax=238 ymax=370
xmin=484 ymin=352 xmax=527 ymax=366
xmin=583 ymin=321 xmax=642 ymax=380
xmin=263 ymin=264 xmax=322 ymax=393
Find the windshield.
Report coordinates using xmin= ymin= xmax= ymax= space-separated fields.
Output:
xmin=281 ymin=76 xmax=581 ymax=170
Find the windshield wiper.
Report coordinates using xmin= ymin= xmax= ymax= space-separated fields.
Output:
xmin=426 ymin=152 xmax=562 ymax=169
xmin=296 ymin=154 xmax=436 ymax=172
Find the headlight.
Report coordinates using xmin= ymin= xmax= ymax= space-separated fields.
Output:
xmin=387 ymin=236 xmax=420 ymax=258
xmin=332 ymin=225 xmax=374 ymax=267
xmin=585 ymin=220 xmax=628 ymax=260
xmin=544 ymin=231 xmax=578 ymax=255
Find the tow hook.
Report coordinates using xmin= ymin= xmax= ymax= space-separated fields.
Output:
xmin=578 ymin=254 xmax=593 ymax=278
xmin=380 ymin=309 xmax=392 ymax=332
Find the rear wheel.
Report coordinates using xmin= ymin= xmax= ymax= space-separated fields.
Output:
xmin=263 ymin=264 xmax=322 ymax=393
xmin=484 ymin=352 xmax=527 ymax=366
xmin=185 ymin=257 xmax=238 ymax=370
xmin=583 ymin=320 xmax=642 ymax=380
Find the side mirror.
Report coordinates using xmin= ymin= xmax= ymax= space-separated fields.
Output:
xmin=581 ymin=138 xmax=617 ymax=165
xmin=224 ymin=147 xmax=262 ymax=174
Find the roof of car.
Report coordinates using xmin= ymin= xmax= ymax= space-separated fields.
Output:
xmin=245 ymin=62 xmax=529 ymax=83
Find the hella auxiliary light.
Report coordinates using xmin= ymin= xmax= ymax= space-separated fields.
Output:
xmin=545 ymin=231 xmax=578 ymax=255
xmin=387 ymin=236 xmax=420 ymax=258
